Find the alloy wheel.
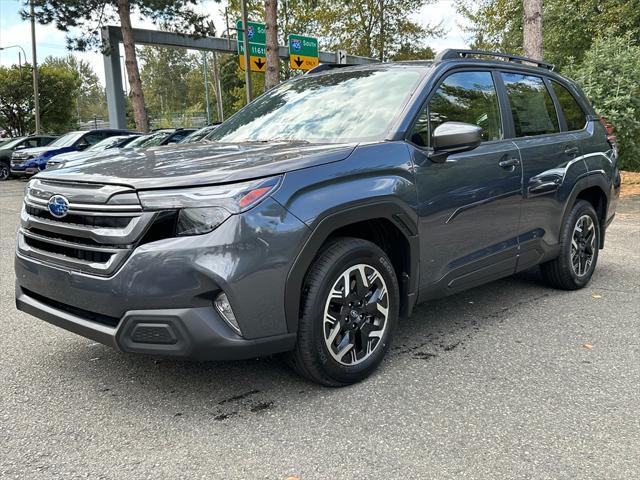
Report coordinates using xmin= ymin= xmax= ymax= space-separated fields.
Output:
xmin=571 ymin=214 xmax=596 ymax=277
xmin=0 ymin=163 xmax=9 ymax=181
xmin=323 ymin=263 xmax=389 ymax=366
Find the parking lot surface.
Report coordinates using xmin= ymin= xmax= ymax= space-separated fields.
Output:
xmin=1 ymin=178 xmax=639 ymax=480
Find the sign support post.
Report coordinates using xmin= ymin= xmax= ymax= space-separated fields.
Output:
xmin=239 ymin=0 xmax=253 ymax=103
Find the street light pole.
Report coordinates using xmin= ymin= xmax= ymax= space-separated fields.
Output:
xmin=239 ymin=0 xmax=253 ymax=104
xmin=29 ymin=0 xmax=41 ymax=134
xmin=0 ymin=45 xmax=28 ymax=67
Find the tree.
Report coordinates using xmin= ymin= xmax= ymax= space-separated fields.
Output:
xmin=523 ymin=0 xmax=542 ymax=59
xmin=44 ymin=55 xmax=107 ymax=121
xmin=27 ymin=0 xmax=209 ymax=132
xmin=264 ymin=0 xmax=279 ymax=90
xmin=0 ymin=61 xmax=80 ymax=135
xmin=456 ymin=0 xmax=640 ymax=68
xmin=566 ymin=36 xmax=640 ymax=172
xmin=138 ymin=46 xmax=197 ymax=116
xmin=316 ymin=0 xmax=442 ymax=61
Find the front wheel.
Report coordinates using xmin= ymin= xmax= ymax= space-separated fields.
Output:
xmin=0 ymin=161 xmax=10 ymax=181
xmin=287 ymin=238 xmax=399 ymax=386
xmin=541 ymin=200 xmax=600 ymax=290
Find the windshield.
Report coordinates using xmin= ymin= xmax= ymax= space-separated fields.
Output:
xmin=0 ymin=137 xmax=26 ymax=149
xmin=181 ymin=126 xmax=217 ymax=143
xmin=207 ymin=68 xmax=422 ymax=144
xmin=49 ymin=131 xmax=85 ymax=147
xmin=127 ymin=131 xmax=171 ymax=148
xmin=88 ymin=136 xmax=127 ymax=151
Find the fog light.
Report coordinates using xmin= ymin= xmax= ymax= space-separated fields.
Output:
xmin=214 ymin=292 xmax=242 ymax=336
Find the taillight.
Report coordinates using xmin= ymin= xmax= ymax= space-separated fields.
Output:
xmin=599 ymin=115 xmax=616 ymax=146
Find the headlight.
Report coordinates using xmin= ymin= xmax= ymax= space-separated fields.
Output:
xmin=176 ymin=207 xmax=230 ymax=236
xmin=138 ymin=176 xmax=281 ymax=236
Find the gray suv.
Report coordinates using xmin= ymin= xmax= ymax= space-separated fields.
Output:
xmin=15 ymin=50 xmax=620 ymax=386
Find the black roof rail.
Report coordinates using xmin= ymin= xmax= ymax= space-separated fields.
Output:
xmin=435 ymin=49 xmax=555 ymax=71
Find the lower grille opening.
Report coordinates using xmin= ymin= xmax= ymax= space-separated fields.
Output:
xmin=23 ymin=288 xmax=120 ymax=327
xmin=24 ymin=236 xmax=112 ymax=263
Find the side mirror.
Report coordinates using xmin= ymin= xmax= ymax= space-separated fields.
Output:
xmin=76 ymin=143 xmax=89 ymax=151
xmin=429 ymin=122 xmax=482 ymax=163
xmin=14 ymin=144 xmax=26 ymax=150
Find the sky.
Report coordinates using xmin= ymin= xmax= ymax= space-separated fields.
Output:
xmin=0 ymin=0 xmax=470 ymax=85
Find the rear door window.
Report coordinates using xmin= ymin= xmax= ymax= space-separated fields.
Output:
xmin=501 ymin=72 xmax=559 ymax=137
xmin=410 ymin=70 xmax=503 ymax=147
xmin=551 ymin=81 xmax=587 ymax=131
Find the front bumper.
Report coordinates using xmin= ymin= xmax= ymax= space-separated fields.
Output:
xmin=15 ymin=197 xmax=311 ymax=359
xmin=16 ymin=285 xmax=296 ymax=360
xmin=10 ymin=162 xmax=38 ymax=176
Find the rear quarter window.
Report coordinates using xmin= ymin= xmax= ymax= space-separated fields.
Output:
xmin=551 ymin=81 xmax=587 ymax=131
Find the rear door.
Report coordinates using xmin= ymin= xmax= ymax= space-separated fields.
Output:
xmin=500 ymin=71 xmax=584 ymax=269
xmin=410 ymin=69 xmax=523 ymax=296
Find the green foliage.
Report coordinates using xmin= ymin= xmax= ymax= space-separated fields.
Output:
xmin=456 ymin=0 xmax=640 ymax=69
xmin=43 ymin=55 xmax=107 ymax=121
xmin=139 ymin=46 xmax=198 ymax=115
xmin=0 ymin=61 xmax=80 ymax=135
xmin=566 ymin=37 xmax=640 ymax=172
xmin=27 ymin=1 xmax=210 ymax=51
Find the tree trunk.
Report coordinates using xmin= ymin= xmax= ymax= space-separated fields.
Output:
xmin=117 ymin=0 xmax=149 ymax=132
xmin=523 ymin=0 xmax=543 ymax=60
xmin=379 ymin=0 xmax=385 ymax=62
xmin=265 ymin=0 xmax=279 ymax=90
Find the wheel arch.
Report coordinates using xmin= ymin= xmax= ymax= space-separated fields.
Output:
xmin=562 ymin=173 xmax=610 ymax=248
xmin=284 ymin=200 xmax=420 ymax=333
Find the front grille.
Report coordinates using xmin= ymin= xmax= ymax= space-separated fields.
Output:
xmin=24 ymin=236 xmax=112 ymax=263
xmin=25 ymin=204 xmax=133 ymax=228
xmin=19 ymin=179 xmax=155 ymax=276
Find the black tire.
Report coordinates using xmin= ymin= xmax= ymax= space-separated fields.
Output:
xmin=0 ymin=161 xmax=10 ymax=181
xmin=287 ymin=237 xmax=399 ymax=386
xmin=541 ymin=200 xmax=600 ymax=290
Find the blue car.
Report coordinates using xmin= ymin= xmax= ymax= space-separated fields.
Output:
xmin=10 ymin=129 xmax=136 ymax=176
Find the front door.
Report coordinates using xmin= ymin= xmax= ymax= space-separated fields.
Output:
xmin=409 ymin=70 xmax=523 ymax=298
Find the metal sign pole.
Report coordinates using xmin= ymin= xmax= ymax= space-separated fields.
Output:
xmin=203 ymin=52 xmax=211 ymax=124
xmin=239 ymin=0 xmax=253 ymax=103
xmin=30 ymin=0 xmax=41 ymax=134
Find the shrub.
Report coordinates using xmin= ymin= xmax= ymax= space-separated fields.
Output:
xmin=565 ymin=36 xmax=640 ymax=171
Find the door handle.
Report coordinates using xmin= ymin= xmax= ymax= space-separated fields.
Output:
xmin=498 ymin=158 xmax=520 ymax=169
xmin=564 ymin=146 xmax=579 ymax=157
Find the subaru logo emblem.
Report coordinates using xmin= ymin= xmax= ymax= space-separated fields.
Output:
xmin=48 ymin=195 xmax=70 ymax=218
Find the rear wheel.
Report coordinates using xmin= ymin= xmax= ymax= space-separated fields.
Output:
xmin=288 ymin=238 xmax=399 ymax=386
xmin=541 ymin=200 xmax=600 ymax=290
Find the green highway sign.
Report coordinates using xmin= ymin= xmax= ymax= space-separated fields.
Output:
xmin=236 ymin=20 xmax=266 ymax=46
xmin=236 ymin=20 xmax=267 ymax=73
xmin=288 ymin=34 xmax=319 ymax=70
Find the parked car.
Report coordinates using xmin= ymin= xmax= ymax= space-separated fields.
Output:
xmin=0 ymin=135 xmax=58 ymax=180
xmin=10 ymin=129 xmax=137 ymax=176
xmin=46 ymin=134 xmax=142 ymax=169
xmin=144 ymin=128 xmax=197 ymax=146
xmin=45 ymin=130 xmax=195 ymax=171
xmin=15 ymin=50 xmax=620 ymax=386
xmin=179 ymin=124 xmax=220 ymax=144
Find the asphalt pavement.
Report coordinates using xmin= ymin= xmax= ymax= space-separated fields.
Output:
xmin=1 ymin=178 xmax=639 ymax=480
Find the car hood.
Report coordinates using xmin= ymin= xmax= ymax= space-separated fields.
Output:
xmin=50 ymin=150 xmax=97 ymax=163
xmin=14 ymin=145 xmax=63 ymax=157
xmin=37 ymin=141 xmax=357 ymax=190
